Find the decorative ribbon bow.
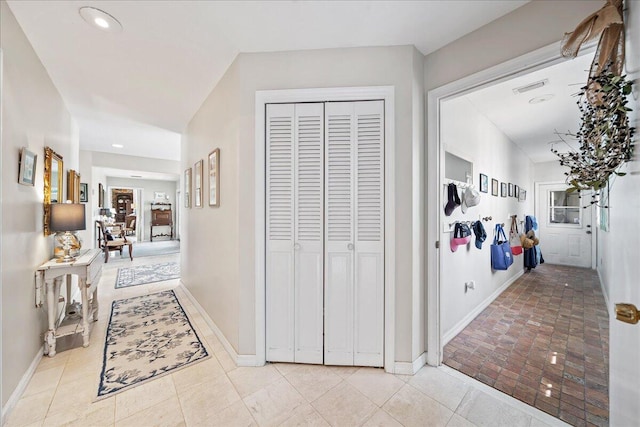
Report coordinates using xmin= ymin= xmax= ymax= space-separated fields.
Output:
xmin=561 ymin=0 xmax=625 ymax=80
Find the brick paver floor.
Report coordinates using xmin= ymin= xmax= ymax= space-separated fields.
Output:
xmin=443 ymin=264 xmax=609 ymax=427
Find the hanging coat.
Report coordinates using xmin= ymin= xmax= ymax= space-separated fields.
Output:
xmin=524 ymin=215 xmax=543 ymax=269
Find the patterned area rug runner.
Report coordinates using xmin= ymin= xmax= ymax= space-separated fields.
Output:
xmin=115 ymin=261 xmax=180 ymax=288
xmin=97 ymin=290 xmax=209 ymax=399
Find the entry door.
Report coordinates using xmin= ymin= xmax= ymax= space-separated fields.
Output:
xmin=266 ymin=103 xmax=324 ymax=364
xmin=537 ymin=183 xmax=593 ymax=268
xmin=324 ymin=100 xmax=384 ymax=367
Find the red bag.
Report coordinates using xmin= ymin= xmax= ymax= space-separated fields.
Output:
xmin=509 ymin=216 xmax=523 ymax=256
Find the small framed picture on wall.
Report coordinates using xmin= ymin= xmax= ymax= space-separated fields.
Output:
xmin=479 ymin=173 xmax=488 ymax=193
xmin=491 ymin=178 xmax=499 ymax=196
xmin=208 ymin=148 xmax=220 ymax=207
xmin=519 ymin=190 xmax=527 ymax=202
xmin=508 ymin=183 xmax=514 ymax=197
xmin=515 ymin=185 xmax=520 ymax=199
xmin=18 ymin=147 xmax=37 ymax=186
xmin=184 ymin=168 xmax=192 ymax=208
xmin=80 ymin=183 xmax=88 ymax=202
xmin=501 ymin=182 xmax=507 ymax=197
xmin=194 ymin=159 xmax=203 ymax=208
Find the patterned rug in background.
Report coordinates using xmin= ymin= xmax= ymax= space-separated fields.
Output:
xmin=97 ymin=290 xmax=209 ymax=399
xmin=115 ymin=262 xmax=180 ymax=289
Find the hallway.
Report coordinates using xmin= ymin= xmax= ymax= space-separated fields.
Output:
xmin=443 ymin=264 xmax=608 ymax=426
xmin=5 ymin=253 xmax=563 ymax=427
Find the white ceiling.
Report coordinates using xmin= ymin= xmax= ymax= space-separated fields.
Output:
xmin=96 ymin=167 xmax=179 ymax=182
xmin=463 ymin=53 xmax=592 ymax=163
xmin=8 ymin=0 xmax=528 ymax=162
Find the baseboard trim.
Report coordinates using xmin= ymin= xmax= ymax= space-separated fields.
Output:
xmin=179 ymin=282 xmax=264 ymax=368
xmin=1 ymin=346 xmax=43 ymax=426
xmin=394 ymin=352 xmax=427 ymax=375
xmin=442 ymin=269 xmax=525 ymax=346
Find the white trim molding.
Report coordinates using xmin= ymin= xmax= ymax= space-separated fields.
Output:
xmin=255 ymin=86 xmax=396 ymax=373
xmin=1 ymin=347 xmax=43 ymax=426
xmin=426 ymin=41 xmax=596 ymax=367
xmin=394 ymin=352 xmax=427 ymax=375
xmin=180 ymin=283 xmax=262 ymax=367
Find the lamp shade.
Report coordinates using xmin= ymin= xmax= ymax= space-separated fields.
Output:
xmin=50 ymin=203 xmax=86 ymax=232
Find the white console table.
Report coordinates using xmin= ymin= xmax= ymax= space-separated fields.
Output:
xmin=36 ymin=249 xmax=102 ymax=357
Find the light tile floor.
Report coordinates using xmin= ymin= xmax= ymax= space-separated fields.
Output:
xmin=6 ymin=253 xmax=567 ymax=427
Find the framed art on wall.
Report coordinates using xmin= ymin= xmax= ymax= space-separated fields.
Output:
xmin=519 ymin=190 xmax=527 ymax=202
xmin=184 ymin=168 xmax=192 ymax=208
xmin=479 ymin=173 xmax=488 ymax=193
xmin=508 ymin=183 xmax=514 ymax=197
xmin=80 ymin=183 xmax=88 ymax=202
xmin=491 ymin=178 xmax=499 ymax=196
xmin=194 ymin=160 xmax=203 ymax=208
xmin=501 ymin=182 xmax=507 ymax=197
xmin=67 ymin=169 xmax=80 ymax=203
xmin=208 ymin=148 xmax=220 ymax=207
xmin=515 ymin=185 xmax=520 ymax=199
xmin=18 ymin=147 xmax=37 ymax=186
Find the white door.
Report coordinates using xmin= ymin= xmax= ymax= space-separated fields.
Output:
xmin=266 ymin=103 xmax=296 ymax=362
xmin=536 ymin=182 xmax=593 ymax=268
xmin=266 ymin=103 xmax=324 ymax=364
xmin=293 ymin=103 xmax=324 ymax=364
xmin=325 ymin=100 xmax=384 ymax=367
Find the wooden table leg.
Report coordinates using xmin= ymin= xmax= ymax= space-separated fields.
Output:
xmin=92 ymin=286 xmax=99 ymax=322
xmin=80 ymin=278 xmax=90 ymax=347
xmin=46 ymin=277 xmax=62 ymax=357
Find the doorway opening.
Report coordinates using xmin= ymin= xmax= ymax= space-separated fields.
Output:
xmin=428 ymin=43 xmax=608 ymax=425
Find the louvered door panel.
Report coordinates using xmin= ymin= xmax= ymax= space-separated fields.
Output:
xmin=266 ymin=103 xmax=295 ymax=362
xmin=294 ymin=103 xmax=324 ymax=364
xmin=324 ymin=102 xmax=356 ymax=365
xmin=353 ymin=101 xmax=384 ymax=367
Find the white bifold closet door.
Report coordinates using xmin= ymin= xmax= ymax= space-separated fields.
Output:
xmin=324 ymin=100 xmax=384 ymax=367
xmin=266 ymin=102 xmax=325 ymax=364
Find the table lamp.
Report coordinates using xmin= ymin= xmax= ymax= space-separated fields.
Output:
xmin=50 ymin=203 xmax=86 ymax=262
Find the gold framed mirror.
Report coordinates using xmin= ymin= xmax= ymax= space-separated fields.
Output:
xmin=44 ymin=147 xmax=64 ymax=235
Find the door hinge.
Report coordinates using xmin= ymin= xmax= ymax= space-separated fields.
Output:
xmin=435 ymin=240 xmax=440 ymax=249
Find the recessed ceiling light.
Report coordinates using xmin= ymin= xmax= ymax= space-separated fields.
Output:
xmin=130 ymin=175 xmax=143 ymax=178
xmin=528 ymin=94 xmax=555 ymax=104
xmin=112 ymin=144 xmax=124 ymax=148
xmin=79 ymin=7 xmax=122 ymax=32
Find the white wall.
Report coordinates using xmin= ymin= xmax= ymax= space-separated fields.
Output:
xmin=533 ymin=160 xmax=566 ymax=184
xmin=424 ymin=1 xmax=603 ymax=91
xmin=182 ymin=58 xmax=241 ymax=352
xmin=1 ymin=0 xmax=79 ymax=410
xmin=106 ymin=177 xmax=177 ymax=242
xmin=90 ymin=151 xmax=180 ymax=176
xmin=184 ymin=45 xmax=425 ymax=363
xmin=440 ymin=97 xmax=534 ymax=339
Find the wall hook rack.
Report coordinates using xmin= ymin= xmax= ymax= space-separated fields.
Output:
xmin=481 ymin=216 xmax=492 ymax=222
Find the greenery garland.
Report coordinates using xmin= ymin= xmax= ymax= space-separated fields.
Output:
xmin=552 ymin=71 xmax=635 ymax=201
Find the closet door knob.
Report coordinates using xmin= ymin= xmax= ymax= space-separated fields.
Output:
xmin=347 ymin=243 xmax=354 ymax=251
xmin=293 ymin=243 xmax=301 ymax=250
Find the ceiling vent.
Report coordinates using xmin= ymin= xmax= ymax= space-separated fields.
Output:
xmin=512 ymin=79 xmax=549 ymax=95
